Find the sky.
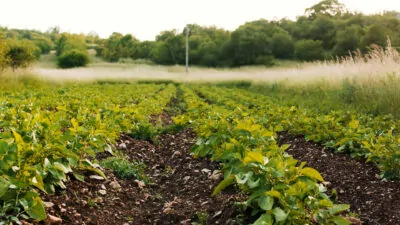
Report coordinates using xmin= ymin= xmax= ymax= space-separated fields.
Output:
xmin=1 ymin=0 xmax=400 ymax=41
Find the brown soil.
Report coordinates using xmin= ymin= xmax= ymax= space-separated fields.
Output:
xmin=149 ymin=112 xmax=174 ymax=126
xmin=36 ymin=128 xmax=247 ymax=225
xmin=278 ymin=132 xmax=400 ymax=225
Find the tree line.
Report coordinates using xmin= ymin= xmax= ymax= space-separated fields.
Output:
xmin=95 ymin=0 xmax=400 ymax=67
xmin=1 ymin=0 xmax=400 ymax=69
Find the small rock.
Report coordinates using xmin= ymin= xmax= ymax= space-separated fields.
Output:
xmin=183 ymin=176 xmax=191 ymax=183
xmin=212 ymin=211 xmax=222 ymax=219
xmin=322 ymin=181 xmax=332 ymax=187
xmin=123 ymin=223 xmax=129 ymax=225
xmin=339 ymin=189 xmax=345 ymax=194
xmin=43 ymin=201 xmax=55 ymax=208
xmin=171 ymin=151 xmax=182 ymax=158
xmin=209 ymin=170 xmax=222 ymax=181
xmin=45 ymin=215 xmax=62 ymax=225
xmin=90 ymin=175 xmax=105 ymax=180
xmin=119 ymin=143 xmax=127 ymax=149
xmin=110 ymin=181 xmax=121 ymax=189
xmin=201 ymin=168 xmax=211 ymax=174
xmin=135 ymin=180 xmax=146 ymax=189
xmin=60 ymin=208 xmax=67 ymax=213
xmin=101 ymin=184 xmax=106 ymax=190
xmin=99 ymin=190 xmax=107 ymax=195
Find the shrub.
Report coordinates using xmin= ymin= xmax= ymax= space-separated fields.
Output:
xmin=57 ymin=49 xmax=89 ymax=68
xmin=295 ymin=39 xmax=325 ymax=61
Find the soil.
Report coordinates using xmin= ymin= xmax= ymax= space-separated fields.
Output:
xmin=36 ymin=126 xmax=247 ymax=225
xmin=278 ymin=132 xmax=400 ymax=225
xmin=149 ymin=112 xmax=174 ymax=127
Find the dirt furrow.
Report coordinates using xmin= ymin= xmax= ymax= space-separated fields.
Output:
xmin=279 ymin=132 xmax=400 ymax=225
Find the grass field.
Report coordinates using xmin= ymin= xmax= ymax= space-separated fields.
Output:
xmin=0 ymin=45 xmax=399 ymax=224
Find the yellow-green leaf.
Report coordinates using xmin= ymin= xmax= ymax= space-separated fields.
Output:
xmin=212 ymin=175 xmax=235 ymax=197
xmin=243 ymin=151 xmax=264 ymax=165
xmin=300 ymin=167 xmax=324 ymax=182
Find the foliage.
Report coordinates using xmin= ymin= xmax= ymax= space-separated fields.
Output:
xmin=0 ymin=39 xmax=9 ymax=73
xmin=101 ymin=157 xmax=147 ymax=181
xmin=0 ymin=82 xmax=176 ymax=222
xmin=197 ymin=85 xmax=400 ymax=180
xmin=295 ymin=39 xmax=326 ymax=61
xmin=57 ymin=49 xmax=89 ymax=68
xmin=4 ymin=40 xmax=38 ymax=71
xmin=55 ymin=33 xmax=87 ymax=57
xmin=174 ymin=86 xmax=352 ymax=224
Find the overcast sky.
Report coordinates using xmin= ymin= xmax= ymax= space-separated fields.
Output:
xmin=1 ymin=0 xmax=399 ymax=41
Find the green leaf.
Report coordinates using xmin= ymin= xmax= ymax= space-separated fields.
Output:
xmin=273 ymin=208 xmax=287 ymax=222
xmin=331 ymin=216 xmax=351 ymax=225
xmin=252 ymin=213 xmax=273 ymax=225
xmin=212 ymin=175 xmax=235 ymax=197
xmin=329 ymin=204 xmax=350 ymax=215
xmin=72 ymin=172 xmax=85 ymax=182
xmin=20 ymin=191 xmax=46 ymax=221
xmin=258 ymin=195 xmax=274 ymax=211
xmin=0 ymin=177 xmax=9 ymax=198
xmin=300 ymin=167 xmax=324 ymax=182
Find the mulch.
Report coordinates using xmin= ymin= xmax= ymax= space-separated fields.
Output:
xmin=278 ymin=132 xmax=400 ymax=225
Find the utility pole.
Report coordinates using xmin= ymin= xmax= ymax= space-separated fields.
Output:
xmin=185 ymin=27 xmax=190 ymax=73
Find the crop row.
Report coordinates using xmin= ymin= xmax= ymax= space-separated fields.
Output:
xmin=174 ymin=86 xmax=351 ymax=225
xmin=0 ymin=83 xmax=176 ymax=222
xmin=193 ymin=85 xmax=400 ymax=179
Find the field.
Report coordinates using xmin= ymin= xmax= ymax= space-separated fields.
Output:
xmin=0 ymin=63 xmax=399 ymax=225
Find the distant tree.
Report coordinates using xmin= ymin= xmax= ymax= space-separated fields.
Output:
xmin=361 ymin=24 xmax=389 ymax=50
xmin=309 ymin=15 xmax=337 ymax=49
xmin=0 ymin=38 xmax=9 ymax=73
xmin=55 ymin=33 xmax=87 ymax=56
xmin=305 ymin=0 xmax=347 ymax=19
xmin=333 ymin=25 xmax=363 ymax=56
xmin=295 ymin=39 xmax=325 ymax=61
xmin=5 ymin=40 xmax=38 ymax=71
xmin=271 ymin=32 xmax=295 ymax=59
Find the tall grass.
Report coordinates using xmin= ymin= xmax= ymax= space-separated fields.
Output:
xmin=247 ymin=39 xmax=400 ymax=118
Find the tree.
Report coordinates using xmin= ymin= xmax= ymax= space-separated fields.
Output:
xmin=309 ymin=15 xmax=337 ymax=49
xmin=222 ymin=20 xmax=284 ymax=67
xmin=361 ymin=25 xmax=389 ymax=50
xmin=0 ymin=38 xmax=9 ymax=73
xmin=333 ymin=25 xmax=363 ymax=56
xmin=271 ymin=32 xmax=295 ymax=59
xmin=5 ymin=40 xmax=38 ymax=71
xmin=305 ymin=0 xmax=347 ymax=19
xmin=295 ymin=39 xmax=325 ymax=61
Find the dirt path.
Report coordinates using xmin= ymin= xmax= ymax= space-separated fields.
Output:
xmin=37 ymin=127 xmax=246 ymax=225
xmin=279 ymin=132 xmax=400 ymax=225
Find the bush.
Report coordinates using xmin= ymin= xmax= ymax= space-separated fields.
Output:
xmin=295 ymin=39 xmax=325 ymax=61
xmin=57 ymin=49 xmax=89 ymax=68
xmin=5 ymin=40 xmax=38 ymax=71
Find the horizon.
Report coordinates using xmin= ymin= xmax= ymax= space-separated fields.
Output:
xmin=1 ymin=0 xmax=400 ymax=41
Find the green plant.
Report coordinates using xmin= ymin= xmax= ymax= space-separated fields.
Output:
xmin=57 ymin=49 xmax=89 ymax=68
xmin=100 ymin=157 xmax=147 ymax=181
